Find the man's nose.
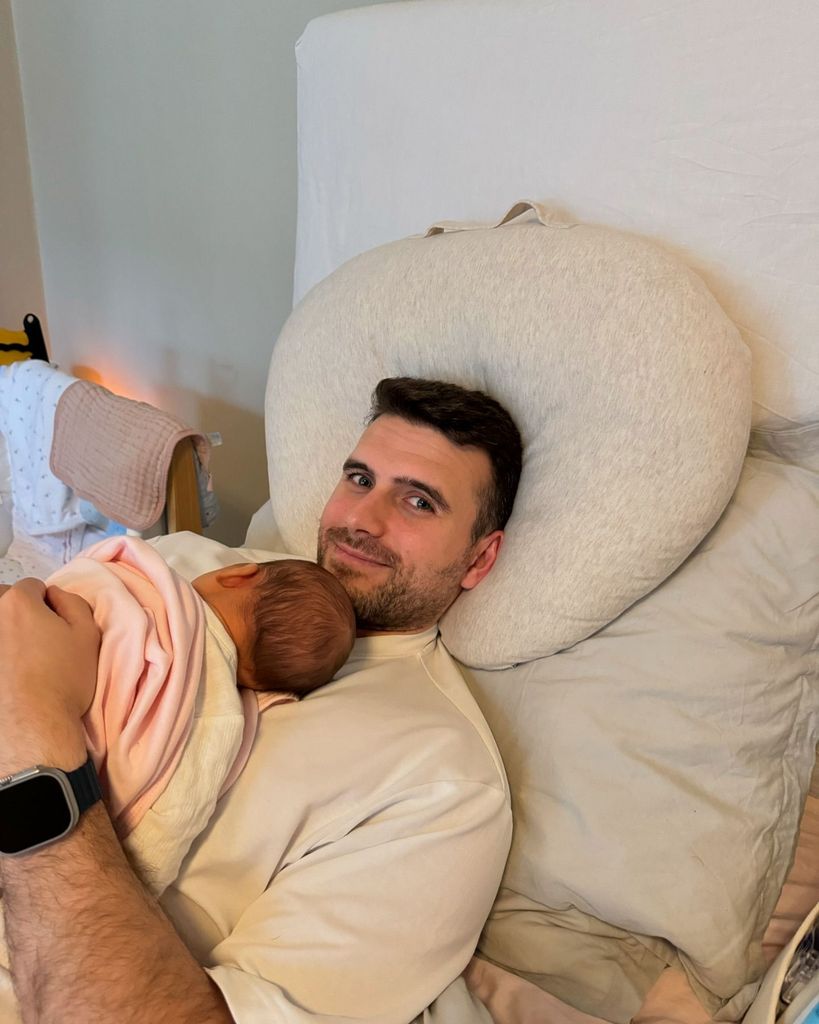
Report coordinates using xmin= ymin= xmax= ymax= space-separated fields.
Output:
xmin=347 ymin=489 xmax=389 ymax=536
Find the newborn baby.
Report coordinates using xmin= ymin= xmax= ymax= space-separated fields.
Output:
xmin=13 ymin=536 xmax=355 ymax=892
xmin=0 ymin=536 xmax=356 ymax=973
xmin=192 ymin=556 xmax=356 ymax=696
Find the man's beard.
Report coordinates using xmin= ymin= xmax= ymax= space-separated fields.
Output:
xmin=317 ymin=526 xmax=470 ymax=632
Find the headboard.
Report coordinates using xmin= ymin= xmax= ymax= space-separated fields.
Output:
xmin=293 ymin=0 xmax=818 ymax=431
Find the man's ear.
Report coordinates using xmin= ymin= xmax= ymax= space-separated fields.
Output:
xmin=460 ymin=531 xmax=503 ymax=592
xmin=214 ymin=563 xmax=262 ymax=589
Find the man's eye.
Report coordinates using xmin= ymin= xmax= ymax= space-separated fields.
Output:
xmin=348 ymin=472 xmax=372 ymax=488
xmin=408 ymin=496 xmax=434 ymax=512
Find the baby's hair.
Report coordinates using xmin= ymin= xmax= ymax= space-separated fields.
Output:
xmin=247 ymin=559 xmax=356 ymax=695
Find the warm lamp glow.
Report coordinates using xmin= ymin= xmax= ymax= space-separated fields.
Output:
xmin=69 ymin=363 xmax=159 ymax=405
xmin=70 ymin=365 xmax=104 ymax=385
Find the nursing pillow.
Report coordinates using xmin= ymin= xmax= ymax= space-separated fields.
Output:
xmin=264 ymin=201 xmax=751 ymax=668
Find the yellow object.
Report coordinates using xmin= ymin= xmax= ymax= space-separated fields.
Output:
xmin=0 ymin=315 xmax=48 ymax=364
xmin=0 ymin=327 xmax=32 ymax=365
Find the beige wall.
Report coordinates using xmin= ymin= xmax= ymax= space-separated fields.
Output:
xmin=10 ymin=0 xmax=387 ymax=544
xmin=0 ymin=0 xmax=45 ymax=332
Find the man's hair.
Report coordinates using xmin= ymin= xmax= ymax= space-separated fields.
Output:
xmin=368 ymin=377 xmax=523 ymax=543
xmin=248 ymin=559 xmax=356 ymax=695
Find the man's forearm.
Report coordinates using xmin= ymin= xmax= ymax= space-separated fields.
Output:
xmin=1 ymin=804 xmax=233 ymax=1024
xmin=0 ymin=581 xmax=234 ymax=1023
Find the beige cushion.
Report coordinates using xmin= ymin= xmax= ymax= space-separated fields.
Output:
xmin=264 ymin=203 xmax=751 ymax=668
xmin=466 ymin=434 xmax=819 ymax=1022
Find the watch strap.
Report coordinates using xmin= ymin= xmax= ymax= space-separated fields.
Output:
xmin=66 ymin=756 xmax=103 ymax=813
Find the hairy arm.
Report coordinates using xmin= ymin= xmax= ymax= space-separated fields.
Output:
xmin=0 ymin=581 xmax=233 ymax=1024
xmin=2 ymin=806 xmax=232 ymax=1024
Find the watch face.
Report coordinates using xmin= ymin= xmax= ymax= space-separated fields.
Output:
xmin=0 ymin=772 xmax=76 ymax=855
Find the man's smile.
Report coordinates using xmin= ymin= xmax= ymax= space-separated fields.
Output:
xmin=331 ymin=539 xmax=393 ymax=569
xmin=319 ymin=532 xmax=397 ymax=573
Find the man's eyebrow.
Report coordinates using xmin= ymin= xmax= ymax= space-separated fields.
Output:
xmin=395 ymin=476 xmax=452 ymax=513
xmin=342 ymin=459 xmax=452 ymax=513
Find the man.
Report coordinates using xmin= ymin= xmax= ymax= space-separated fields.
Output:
xmin=318 ymin=377 xmax=521 ymax=632
xmin=0 ymin=377 xmax=522 ymax=1023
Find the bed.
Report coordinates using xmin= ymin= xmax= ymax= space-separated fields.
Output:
xmin=244 ymin=2 xmax=819 ymax=1022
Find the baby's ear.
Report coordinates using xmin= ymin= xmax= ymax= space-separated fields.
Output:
xmin=215 ymin=562 xmax=262 ymax=589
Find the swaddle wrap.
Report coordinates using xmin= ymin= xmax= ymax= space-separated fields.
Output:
xmin=50 ymin=535 xmax=207 ymax=835
xmin=48 ymin=535 xmax=295 ymax=894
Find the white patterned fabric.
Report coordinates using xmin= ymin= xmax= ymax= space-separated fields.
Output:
xmin=0 ymin=431 xmax=11 ymax=554
xmin=264 ymin=203 xmax=751 ymax=668
xmin=0 ymin=533 xmax=69 ymax=585
xmin=0 ymin=361 xmax=98 ymax=581
xmin=0 ymin=361 xmax=81 ymax=535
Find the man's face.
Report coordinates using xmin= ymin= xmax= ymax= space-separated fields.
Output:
xmin=317 ymin=414 xmax=500 ymax=633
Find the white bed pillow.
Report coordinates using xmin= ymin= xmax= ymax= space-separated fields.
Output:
xmin=265 ymin=203 xmax=751 ymax=668
xmin=466 ymin=432 xmax=819 ymax=1022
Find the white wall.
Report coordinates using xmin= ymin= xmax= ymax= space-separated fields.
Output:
xmin=11 ymin=0 xmax=388 ymax=544
xmin=0 ymin=0 xmax=45 ymax=331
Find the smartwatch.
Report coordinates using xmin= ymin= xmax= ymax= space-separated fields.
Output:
xmin=0 ymin=757 xmax=102 ymax=857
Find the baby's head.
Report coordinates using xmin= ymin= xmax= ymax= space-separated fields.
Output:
xmin=193 ymin=559 xmax=355 ymax=696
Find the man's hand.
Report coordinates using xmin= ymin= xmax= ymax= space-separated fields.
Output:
xmin=0 ymin=579 xmax=99 ymax=774
xmin=0 ymin=579 xmax=235 ymax=1022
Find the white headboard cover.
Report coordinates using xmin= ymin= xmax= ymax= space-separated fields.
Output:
xmin=294 ymin=0 xmax=818 ymax=431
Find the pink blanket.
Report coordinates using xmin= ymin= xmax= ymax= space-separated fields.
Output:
xmin=49 ymin=536 xmax=205 ymax=837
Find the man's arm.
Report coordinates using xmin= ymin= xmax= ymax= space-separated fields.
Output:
xmin=0 ymin=580 xmax=233 ymax=1024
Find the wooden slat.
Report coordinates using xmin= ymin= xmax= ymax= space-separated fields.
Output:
xmin=166 ymin=438 xmax=203 ymax=534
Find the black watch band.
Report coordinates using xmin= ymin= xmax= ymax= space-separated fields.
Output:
xmin=67 ymin=757 xmax=104 ymax=813
xmin=0 ymin=756 xmax=103 ymax=856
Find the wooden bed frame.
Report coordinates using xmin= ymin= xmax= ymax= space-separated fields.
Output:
xmin=166 ymin=437 xmax=203 ymax=534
